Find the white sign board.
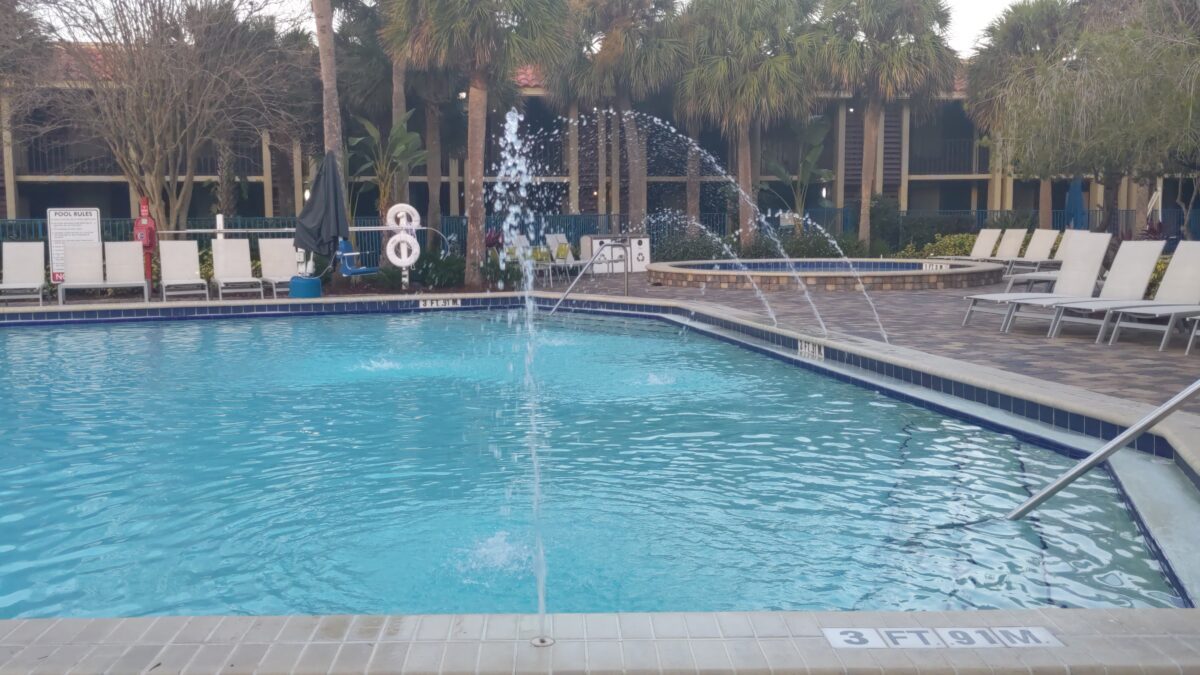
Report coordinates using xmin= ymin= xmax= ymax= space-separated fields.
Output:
xmin=47 ymin=208 xmax=101 ymax=283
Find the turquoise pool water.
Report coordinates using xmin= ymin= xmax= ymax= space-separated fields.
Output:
xmin=0 ymin=312 xmax=1183 ymax=618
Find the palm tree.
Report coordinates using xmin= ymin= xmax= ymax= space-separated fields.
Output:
xmin=547 ymin=0 xmax=683 ymax=230
xmin=312 ymin=0 xmax=344 ymax=171
xmin=383 ymin=0 xmax=567 ymax=288
xmin=677 ymin=0 xmax=819 ymax=244
xmin=819 ymin=0 xmax=958 ymax=245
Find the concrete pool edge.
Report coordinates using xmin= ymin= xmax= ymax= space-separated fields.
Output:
xmin=1 ymin=608 xmax=1198 ymax=674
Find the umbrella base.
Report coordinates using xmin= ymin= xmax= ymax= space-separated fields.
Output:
xmin=289 ymin=276 xmax=322 ymax=298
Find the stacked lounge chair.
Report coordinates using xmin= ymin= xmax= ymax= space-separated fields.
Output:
xmin=211 ymin=239 xmax=264 ymax=300
xmin=937 ymin=228 xmax=1001 ymax=261
xmin=58 ymin=241 xmax=150 ymax=304
xmin=0 ymin=242 xmax=46 ymax=305
xmin=258 ymin=239 xmax=298 ymax=298
xmin=159 ymin=240 xmax=209 ymax=301
xmin=1005 ymin=229 xmax=1081 ymax=291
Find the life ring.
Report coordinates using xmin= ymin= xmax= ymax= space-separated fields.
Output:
xmin=386 ymin=231 xmax=421 ymax=268
xmin=386 ymin=203 xmax=421 ymax=231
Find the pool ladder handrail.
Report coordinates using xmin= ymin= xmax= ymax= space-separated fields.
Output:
xmin=548 ymin=240 xmax=631 ymax=315
xmin=1008 ymin=377 xmax=1200 ymax=520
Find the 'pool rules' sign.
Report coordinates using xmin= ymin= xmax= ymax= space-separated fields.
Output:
xmin=47 ymin=208 xmax=101 ymax=283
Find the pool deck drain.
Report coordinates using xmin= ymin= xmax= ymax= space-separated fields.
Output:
xmin=2 ymin=609 xmax=1200 ymax=674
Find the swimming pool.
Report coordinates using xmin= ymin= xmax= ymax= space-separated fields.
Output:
xmin=0 ymin=312 xmax=1183 ymax=618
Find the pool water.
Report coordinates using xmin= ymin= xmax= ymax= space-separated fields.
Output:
xmin=0 ymin=312 xmax=1183 ymax=618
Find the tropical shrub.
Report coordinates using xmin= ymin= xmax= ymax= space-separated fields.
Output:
xmin=480 ymin=251 xmax=523 ymax=290
xmin=411 ymin=251 xmax=466 ymax=289
xmin=895 ymin=232 xmax=977 ymax=259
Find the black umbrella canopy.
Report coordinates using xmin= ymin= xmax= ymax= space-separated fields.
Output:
xmin=294 ymin=151 xmax=350 ymax=258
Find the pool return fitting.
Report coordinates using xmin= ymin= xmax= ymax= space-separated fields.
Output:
xmin=1008 ymin=377 xmax=1200 ymax=520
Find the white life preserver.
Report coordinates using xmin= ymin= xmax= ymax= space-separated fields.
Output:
xmin=386 ymin=231 xmax=421 ymax=268
xmin=384 ymin=203 xmax=422 ymax=268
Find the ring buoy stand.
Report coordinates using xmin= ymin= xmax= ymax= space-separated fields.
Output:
xmin=384 ymin=203 xmax=421 ymax=268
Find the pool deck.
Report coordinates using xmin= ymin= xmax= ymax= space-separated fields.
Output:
xmin=3 ymin=283 xmax=1200 ymax=673
xmin=3 ymin=609 xmax=1200 ymax=674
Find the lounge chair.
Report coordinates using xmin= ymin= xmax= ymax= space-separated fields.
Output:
xmin=961 ymin=232 xmax=1111 ymax=331
xmin=211 ymin=238 xmax=264 ymax=300
xmin=1187 ymin=317 xmax=1198 ymax=356
xmin=985 ymin=228 xmax=1028 ymax=262
xmin=1046 ymin=240 xmax=1200 ymax=341
xmin=0 ymin=242 xmax=46 ymax=305
xmin=258 ymin=238 xmax=298 ymax=298
xmin=997 ymin=229 xmax=1058 ymax=274
xmin=998 ymin=240 xmax=1164 ymax=334
xmin=58 ymin=241 xmax=150 ymax=304
xmin=1004 ymin=229 xmax=1080 ymax=291
xmin=546 ymin=233 xmax=587 ymax=280
xmin=159 ymin=240 xmax=209 ymax=301
xmin=1101 ymin=243 xmax=1200 ymax=348
xmin=937 ymin=228 xmax=1000 ymax=261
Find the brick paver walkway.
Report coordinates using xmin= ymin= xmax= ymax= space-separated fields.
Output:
xmin=561 ymin=274 xmax=1200 ymax=412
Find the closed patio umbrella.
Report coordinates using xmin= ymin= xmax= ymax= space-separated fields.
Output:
xmin=294 ymin=151 xmax=349 ymax=258
xmin=1065 ymin=177 xmax=1087 ymax=230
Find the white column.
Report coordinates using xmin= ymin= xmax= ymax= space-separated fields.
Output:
xmin=261 ymin=131 xmax=274 ymax=218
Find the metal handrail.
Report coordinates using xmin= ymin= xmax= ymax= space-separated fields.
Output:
xmin=548 ymin=241 xmax=630 ymax=314
xmin=1008 ymin=377 xmax=1200 ymax=520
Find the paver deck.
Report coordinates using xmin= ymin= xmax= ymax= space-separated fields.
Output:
xmin=2 ymin=609 xmax=1199 ymax=674
xmin=562 ymin=275 xmax=1200 ymax=413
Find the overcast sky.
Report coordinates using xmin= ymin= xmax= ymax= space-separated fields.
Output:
xmin=279 ymin=0 xmax=1019 ymax=57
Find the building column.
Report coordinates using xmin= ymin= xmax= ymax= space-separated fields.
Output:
xmin=970 ymin=182 xmax=979 ymax=211
xmin=1002 ymin=173 xmax=1015 ymax=210
xmin=1090 ymin=181 xmax=1104 ymax=211
xmin=1 ymin=94 xmax=16 ymax=219
xmin=1156 ymin=177 xmax=1165 ymax=221
xmin=261 ymin=131 xmax=274 ymax=218
xmin=567 ymin=103 xmax=580 ymax=214
xmin=834 ymin=103 xmax=846 ymax=209
xmin=898 ymin=104 xmax=910 ymax=210
xmin=448 ymin=158 xmax=460 ymax=216
xmin=292 ymin=140 xmax=304 ymax=215
xmin=987 ymin=165 xmax=1002 ymax=211
xmin=128 ymin=183 xmax=140 ymax=217
xmin=596 ymin=113 xmax=607 ymax=214
xmin=1038 ymin=179 xmax=1053 ymax=229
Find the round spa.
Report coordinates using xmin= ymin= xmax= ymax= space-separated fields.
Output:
xmin=647 ymin=258 xmax=1005 ymax=291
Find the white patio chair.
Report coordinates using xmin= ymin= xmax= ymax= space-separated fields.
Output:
xmin=999 ymin=240 xmax=1164 ymax=334
xmin=211 ymin=238 xmax=264 ymax=300
xmin=936 ymin=228 xmax=1001 ymax=261
xmin=159 ymin=240 xmax=209 ymax=301
xmin=258 ymin=238 xmax=298 ymax=298
xmin=997 ymin=229 xmax=1058 ymax=274
xmin=0 ymin=242 xmax=46 ymax=305
xmin=1004 ymin=229 xmax=1081 ymax=291
xmin=986 ymin=228 xmax=1028 ymax=262
xmin=961 ymin=232 xmax=1111 ymax=330
xmin=1046 ymin=241 xmax=1200 ymax=342
xmin=58 ymin=241 xmax=150 ymax=304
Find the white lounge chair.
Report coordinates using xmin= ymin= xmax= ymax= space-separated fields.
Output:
xmin=961 ymin=232 xmax=1111 ymax=331
xmin=545 ymin=233 xmax=586 ymax=282
xmin=1046 ymin=240 xmax=1200 ymax=341
xmin=1187 ymin=317 xmax=1199 ymax=356
xmin=159 ymin=240 xmax=209 ymax=301
xmin=997 ymin=229 xmax=1058 ymax=274
xmin=211 ymin=239 xmax=264 ymax=300
xmin=999 ymin=240 xmax=1164 ymax=334
xmin=258 ymin=238 xmax=298 ymax=298
xmin=1101 ymin=243 xmax=1200 ymax=350
xmin=1004 ymin=229 xmax=1080 ymax=291
xmin=937 ymin=228 xmax=1000 ymax=261
xmin=0 ymin=242 xmax=46 ymax=305
xmin=985 ymin=228 xmax=1028 ymax=262
xmin=58 ymin=241 xmax=150 ymax=304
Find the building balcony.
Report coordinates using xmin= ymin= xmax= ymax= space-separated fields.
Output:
xmin=909 ymin=139 xmax=990 ymax=176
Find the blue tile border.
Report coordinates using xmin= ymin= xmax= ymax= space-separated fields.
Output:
xmin=0 ymin=292 xmax=1193 ymax=607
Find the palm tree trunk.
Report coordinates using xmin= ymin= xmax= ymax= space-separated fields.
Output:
xmin=858 ymin=97 xmax=881 ymax=245
xmin=464 ymin=70 xmax=488 ymax=288
xmin=737 ymin=120 xmax=755 ymax=245
xmin=617 ymin=91 xmax=646 ymax=230
xmin=312 ymin=0 xmax=342 ymax=169
xmin=686 ymin=132 xmax=700 ymax=225
xmin=425 ymin=99 xmax=442 ymax=237
xmin=391 ymin=55 xmax=408 ymax=204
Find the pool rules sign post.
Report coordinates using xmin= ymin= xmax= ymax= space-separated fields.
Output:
xmin=47 ymin=208 xmax=101 ymax=283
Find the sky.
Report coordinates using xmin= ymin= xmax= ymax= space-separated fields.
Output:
xmin=279 ymin=0 xmax=1020 ymax=57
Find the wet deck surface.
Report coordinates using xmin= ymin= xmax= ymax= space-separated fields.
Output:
xmin=560 ymin=274 xmax=1200 ymax=413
